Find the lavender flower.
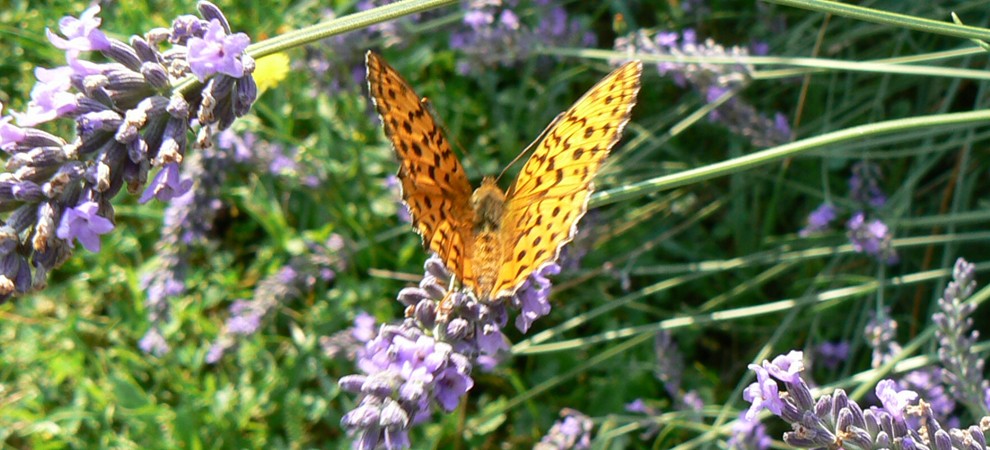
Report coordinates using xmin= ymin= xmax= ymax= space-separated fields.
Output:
xmin=339 ymin=323 xmax=474 ymax=449
xmin=340 ymin=255 xmax=565 ymax=448
xmin=743 ymin=349 xmax=990 ymax=450
xmin=614 ymin=29 xmax=790 ymax=147
xmin=206 ymin=235 xmax=348 ymax=363
xmin=534 ymin=408 xmax=594 ymax=450
xmin=56 ymin=200 xmax=114 ymax=252
xmin=847 ymin=212 xmax=898 ymax=264
xmin=899 ymin=369 xmax=958 ymax=427
xmin=450 ymin=0 xmax=594 ymax=74
xmin=865 ymin=308 xmax=902 ymax=369
xmin=625 ymin=399 xmax=663 ymax=439
xmin=139 ymin=130 xmax=234 ymax=355
xmin=850 ymin=161 xmax=887 ymax=208
xmin=743 ymin=363 xmax=784 ymax=420
xmin=934 ymin=258 xmax=987 ymax=418
xmin=814 ymin=340 xmax=850 ymax=370
xmin=727 ymin=412 xmax=771 ymax=450
xmin=0 ymin=2 xmax=256 ymax=302
xmin=655 ymin=331 xmax=684 ymax=393
xmin=799 ymin=203 xmax=837 ymax=237
xmin=187 ymin=20 xmax=251 ymax=81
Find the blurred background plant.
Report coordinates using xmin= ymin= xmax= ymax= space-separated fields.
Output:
xmin=2 ymin=0 xmax=990 ymax=448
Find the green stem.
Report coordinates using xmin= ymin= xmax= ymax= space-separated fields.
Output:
xmin=245 ymin=0 xmax=458 ymax=59
xmin=591 ymin=110 xmax=990 ymax=208
xmin=765 ymin=0 xmax=990 ymax=42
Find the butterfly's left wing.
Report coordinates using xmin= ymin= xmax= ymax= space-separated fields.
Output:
xmin=366 ymin=52 xmax=477 ymax=284
xmin=491 ymin=61 xmax=643 ymax=299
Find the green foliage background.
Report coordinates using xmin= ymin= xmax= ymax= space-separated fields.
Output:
xmin=2 ymin=0 xmax=990 ymax=448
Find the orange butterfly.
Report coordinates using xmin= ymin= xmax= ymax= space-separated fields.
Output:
xmin=367 ymin=52 xmax=642 ymax=301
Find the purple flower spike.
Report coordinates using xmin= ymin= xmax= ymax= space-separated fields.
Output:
xmin=814 ymin=341 xmax=850 ymax=370
xmin=341 ymin=246 xmax=576 ymax=448
xmin=535 ymin=409 xmax=594 ymax=450
xmin=751 ymin=349 xmax=990 ymax=449
xmin=56 ymin=200 xmax=114 ymax=252
xmin=187 ymin=20 xmax=251 ymax=81
xmin=45 ymin=5 xmax=111 ymax=52
xmin=615 ymin=29 xmax=787 ymax=147
xmin=0 ymin=0 xmax=259 ymax=305
xmin=847 ymin=212 xmax=897 ymax=264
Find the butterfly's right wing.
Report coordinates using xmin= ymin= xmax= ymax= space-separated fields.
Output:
xmin=492 ymin=61 xmax=642 ymax=299
xmin=366 ymin=51 xmax=476 ymax=283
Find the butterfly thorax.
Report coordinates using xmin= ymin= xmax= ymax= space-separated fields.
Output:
xmin=470 ymin=177 xmax=506 ymax=299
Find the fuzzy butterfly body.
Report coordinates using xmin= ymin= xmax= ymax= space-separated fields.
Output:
xmin=366 ymin=51 xmax=642 ymax=301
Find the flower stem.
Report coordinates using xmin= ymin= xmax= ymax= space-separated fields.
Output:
xmin=246 ymin=0 xmax=458 ymax=58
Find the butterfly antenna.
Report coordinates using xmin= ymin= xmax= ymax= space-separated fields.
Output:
xmin=497 ymin=111 xmax=565 ymax=183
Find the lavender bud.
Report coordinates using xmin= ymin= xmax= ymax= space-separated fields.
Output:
xmin=362 ymin=373 xmax=397 ymax=397
xmin=0 ymin=252 xmax=31 ymax=294
xmin=166 ymin=93 xmax=189 ymax=119
xmin=74 ymin=96 xmax=110 ymax=116
xmin=197 ymin=1 xmax=231 ymax=34
xmin=126 ymin=138 xmax=148 ymax=164
xmin=141 ymin=62 xmax=170 ymax=89
xmin=79 ymin=110 xmax=124 ymax=138
xmin=341 ymin=399 xmax=381 ymax=428
xmin=933 ymin=429 xmax=953 ymax=450
xmin=145 ymin=27 xmax=170 ymax=45
xmin=129 ymin=36 xmax=160 ymax=63
xmin=380 ymin=398 xmax=410 ymax=428
xmin=10 ymin=181 xmax=43 ymax=201
xmin=43 ymin=161 xmax=85 ymax=197
xmin=33 ymin=201 xmax=57 ymax=252
xmin=788 ymin=378 xmax=815 ymax=411
xmin=844 ymin=426 xmax=874 ymax=449
xmin=414 ymin=299 xmax=437 ymax=328
xmin=157 ymin=117 xmax=187 ymax=164
xmin=7 ymin=146 xmax=67 ymax=172
xmin=6 ymin=205 xmax=37 ymax=233
xmin=968 ymin=425 xmax=987 ymax=447
xmin=102 ymin=38 xmax=142 ymax=71
xmin=8 ymin=127 xmax=64 ymax=150
xmin=122 ymin=158 xmax=149 ymax=194
xmin=233 ymin=71 xmax=257 ymax=117
xmin=397 ymin=287 xmax=428 ymax=306
xmin=424 ymin=257 xmax=449 ymax=280
xmin=339 ymin=375 xmax=367 ymax=393
xmin=422 ymin=279 xmax=446 ymax=301
xmin=446 ymin=318 xmax=469 ymax=340
xmin=0 ymin=227 xmax=17 ymax=252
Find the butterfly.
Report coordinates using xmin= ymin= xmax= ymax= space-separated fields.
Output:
xmin=366 ymin=51 xmax=642 ymax=302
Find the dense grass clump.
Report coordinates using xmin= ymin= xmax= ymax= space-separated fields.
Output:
xmin=2 ymin=0 xmax=990 ymax=448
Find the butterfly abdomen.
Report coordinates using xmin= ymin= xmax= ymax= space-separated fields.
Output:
xmin=470 ymin=177 xmax=508 ymax=299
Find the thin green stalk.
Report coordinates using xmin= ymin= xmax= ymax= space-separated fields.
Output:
xmin=766 ymin=0 xmax=990 ymax=42
xmin=245 ymin=0 xmax=458 ymax=58
xmin=591 ymin=110 xmax=990 ymax=208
